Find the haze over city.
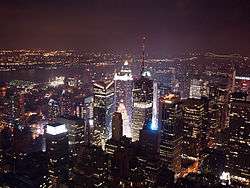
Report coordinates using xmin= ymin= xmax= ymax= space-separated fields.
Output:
xmin=0 ymin=1 xmax=249 ymax=188
xmin=1 ymin=0 xmax=250 ymax=55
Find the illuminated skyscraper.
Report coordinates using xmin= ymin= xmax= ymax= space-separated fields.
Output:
xmin=132 ymin=72 xmax=154 ymax=142
xmin=159 ymin=93 xmax=182 ymax=174
xmin=8 ymin=90 xmax=25 ymax=124
xmin=48 ymin=99 xmax=60 ymax=122
xmin=114 ymin=60 xmax=133 ymax=138
xmin=83 ymin=96 xmax=94 ymax=145
xmin=155 ymin=67 xmax=177 ymax=96
xmin=60 ymin=89 xmax=75 ymax=117
xmin=105 ymin=112 xmax=124 ymax=157
xmin=131 ymin=37 xmax=158 ymax=142
xmin=74 ymin=95 xmax=94 ymax=145
xmin=224 ymin=92 xmax=250 ymax=182
xmin=46 ymin=123 xmax=69 ymax=187
xmin=56 ymin=117 xmax=85 ymax=162
xmin=112 ymin=112 xmax=123 ymax=142
xmin=117 ymin=103 xmax=130 ymax=137
xmin=182 ymin=98 xmax=205 ymax=159
xmin=209 ymin=79 xmax=231 ymax=130
xmin=93 ymin=80 xmax=115 ymax=148
xmin=189 ymin=79 xmax=209 ymax=99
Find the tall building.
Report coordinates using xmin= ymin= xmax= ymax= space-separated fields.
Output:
xmin=182 ymin=98 xmax=205 ymax=159
xmin=7 ymin=90 xmax=25 ymax=124
xmin=74 ymin=95 xmax=94 ymax=145
xmin=83 ymin=96 xmax=94 ymax=145
xmin=159 ymin=93 xmax=182 ymax=174
xmin=224 ymin=92 xmax=250 ymax=183
xmin=56 ymin=116 xmax=85 ymax=163
xmin=93 ymin=80 xmax=115 ymax=148
xmin=60 ymin=89 xmax=75 ymax=117
xmin=155 ymin=67 xmax=176 ymax=96
xmin=114 ymin=60 xmax=133 ymax=138
xmin=112 ymin=112 xmax=123 ymax=142
xmin=46 ymin=123 xmax=69 ymax=187
xmin=48 ymin=99 xmax=60 ymax=122
xmin=72 ymin=145 xmax=109 ymax=188
xmin=75 ymin=101 xmax=85 ymax=120
xmin=189 ymin=79 xmax=209 ymax=99
xmin=132 ymin=72 xmax=154 ymax=142
xmin=131 ymin=37 xmax=156 ymax=142
xmin=209 ymin=81 xmax=231 ymax=130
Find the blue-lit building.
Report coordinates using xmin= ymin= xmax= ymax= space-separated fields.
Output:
xmin=132 ymin=70 xmax=154 ymax=142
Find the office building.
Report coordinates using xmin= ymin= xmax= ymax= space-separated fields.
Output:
xmin=132 ymin=72 xmax=154 ymax=142
xmin=93 ymin=80 xmax=115 ymax=148
xmin=114 ymin=60 xmax=133 ymax=138
xmin=189 ymin=79 xmax=209 ymax=99
xmin=112 ymin=112 xmax=123 ymax=142
xmin=159 ymin=93 xmax=182 ymax=173
xmin=182 ymin=98 xmax=205 ymax=158
xmin=48 ymin=99 xmax=60 ymax=122
xmin=224 ymin=92 xmax=250 ymax=183
xmin=46 ymin=123 xmax=69 ymax=187
xmin=56 ymin=116 xmax=85 ymax=164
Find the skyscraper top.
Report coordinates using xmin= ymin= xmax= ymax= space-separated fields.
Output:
xmin=161 ymin=93 xmax=180 ymax=104
xmin=124 ymin=60 xmax=129 ymax=66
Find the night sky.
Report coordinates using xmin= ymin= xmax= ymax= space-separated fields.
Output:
xmin=1 ymin=0 xmax=250 ymax=55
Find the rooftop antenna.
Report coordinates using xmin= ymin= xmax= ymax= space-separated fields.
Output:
xmin=141 ymin=36 xmax=146 ymax=75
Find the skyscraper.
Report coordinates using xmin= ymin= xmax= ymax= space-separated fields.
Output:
xmin=56 ymin=116 xmax=85 ymax=162
xmin=48 ymin=99 xmax=60 ymax=123
xmin=189 ymin=79 xmax=209 ymax=99
xmin=46 ymin=123 xmax=69 ymax=187
xmin=93 ymin=80 xmax=115 ymax=148
xmin=114 ymin=60 xmax=133 ymax=138
xmin=132 ymin=73 xmax=154 ymax=142
xmin=131 ymin=37 xmax=156 ymax=142
xmin=182 ymin=98 xmax=205 ymax=159
xmin=159 ymin=93 xmax=182 ymax=174
xmin=224 ymin=92 xmax=250 ymax=183
xmin=60 ymin=89 xmax=75 ymax=117
xmin=155 ymin=67 xmax=177 ymax=96
xmin=83 ymin=95 xmax=94 ymax=145
xmin=112 ymin=112 xmax=123 ymax=142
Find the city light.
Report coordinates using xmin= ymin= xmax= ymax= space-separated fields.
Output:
xmin=220 ymin=172 xmax=231 ymax=185
xmin=49 ymin=76 xmax=65 ymax=87
xmin=47 ymin=124 xmax=68 ymax=135
xmin=0 ymin=1 xmax=249 ymax=187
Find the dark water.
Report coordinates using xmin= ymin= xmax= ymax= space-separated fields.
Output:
xmin=0 ymin=66 xmax=96 ymax=83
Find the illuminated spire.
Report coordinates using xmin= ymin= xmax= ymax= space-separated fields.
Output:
xmin=141 ymin=36 xmax=146 ymax=74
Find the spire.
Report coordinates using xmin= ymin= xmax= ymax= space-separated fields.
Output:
xmin=141 ymin=36 xmax=146 ymax=74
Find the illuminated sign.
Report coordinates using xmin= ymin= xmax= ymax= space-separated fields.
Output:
xmin=47 ymin=124 xmax=67 ymax=135
xmin=114 ymin=73 xmax=133 ymax=81
xmin=134 ymin=102 xmax=152 ymax=109
xmin=235 ymin=76 xmax=250 ymax=81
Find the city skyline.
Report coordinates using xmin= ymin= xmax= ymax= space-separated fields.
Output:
xmin=0 ymin=1 xmax=249 ymax=188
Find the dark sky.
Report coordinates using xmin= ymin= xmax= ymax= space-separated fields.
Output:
xmin=1 ymin=0 xmax=250 ymax=55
